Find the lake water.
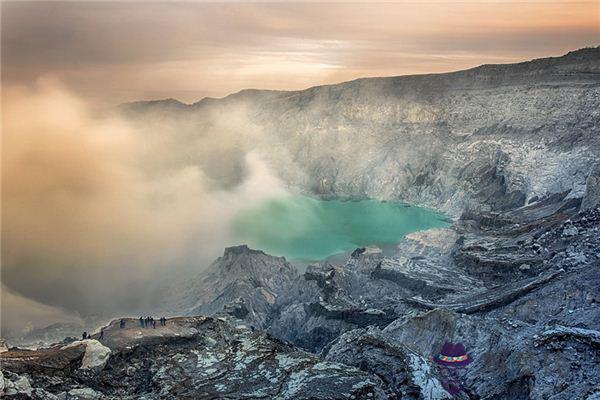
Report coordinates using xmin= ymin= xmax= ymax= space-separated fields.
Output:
xmin=232 ymin=195 xmax=450 ymax=261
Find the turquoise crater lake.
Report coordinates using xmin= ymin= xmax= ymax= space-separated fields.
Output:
xmin=232 ymin=195 xmax=450 ymax=261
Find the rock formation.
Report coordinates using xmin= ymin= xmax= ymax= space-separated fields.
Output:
xmin=3 ymin=47 xmax=599 ymax=399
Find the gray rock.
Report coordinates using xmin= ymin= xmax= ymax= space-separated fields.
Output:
xmin=519 ymin=263 xmax=531 ymax=272
xmin=122 ymin=47 xmax=600 ymax=217
xmin=562 ymin=225 xmax=579 ymax=237
xmin=67 ymin=388 xmax=102 ymax=400
xmin=1 ymin=371 xmax=34 ymax=398
xmin=167 ymin=245 xmax=298 ymax=329
xmin=324 ymin=327 xmax=452 ymax=399
xmin=1 ymin=316 xmax=387 ymax=400
xmin=581 ymin=165 xmax=600 ymax=210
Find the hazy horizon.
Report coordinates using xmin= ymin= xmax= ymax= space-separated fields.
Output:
xmin=2 ymin=1 xmax=598 ymax=107
xmin=124 ymin=45 xmax=600 ymax=106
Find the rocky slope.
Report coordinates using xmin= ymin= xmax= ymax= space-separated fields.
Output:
xmin=166 ymin=191 xmax=598 ymax=399
xmin=3 ymin=48 xmax=599 ymax=399
xmin=1 ymin=316 xmax=388 ymax=399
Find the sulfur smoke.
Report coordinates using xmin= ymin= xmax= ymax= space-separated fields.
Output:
xmin=1 ymin=80 xmax=287 ymax=335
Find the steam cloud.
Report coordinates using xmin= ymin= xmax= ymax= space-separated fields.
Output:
xmin=1 ymin=80 xmax=287 ymax=335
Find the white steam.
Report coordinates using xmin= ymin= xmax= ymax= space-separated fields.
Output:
xmin=1 ymin=79 xmax=288 ymax=333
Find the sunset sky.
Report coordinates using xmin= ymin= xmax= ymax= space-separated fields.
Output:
xmin=2 ymin=1 xmax=598 ymax=105
xmin=1 ymin=0 xmax=599 ymax=336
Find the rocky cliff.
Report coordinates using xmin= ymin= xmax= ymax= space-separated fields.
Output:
xmin=3 ymin=48 xmax=599 ymax=399
xmin=167 ymin=245 xmax=297 ymax=329
xmin=123 ymin=47 xmax=600 ymax=217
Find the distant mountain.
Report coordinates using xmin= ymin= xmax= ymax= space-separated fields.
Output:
xmin=124 ymin=47 xmax=600 ymax=111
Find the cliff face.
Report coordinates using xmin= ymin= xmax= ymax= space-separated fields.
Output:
xmin=3 ymin=48 xmax=600 ymax=399
xmin=124 ymin=47 xmax=600 ymax=216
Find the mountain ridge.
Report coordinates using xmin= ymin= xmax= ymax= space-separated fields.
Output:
xmin=121 ymin=46 xmax=600 ymax=111
xmin=119 ymin=45 xmax=600 ymax=219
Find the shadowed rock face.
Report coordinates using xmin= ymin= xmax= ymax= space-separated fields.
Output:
xmin=3 ymin=49 xmax=600 ymax=399
xmin=582 ymin=165 xmax=600 ymax=210
xmin=167 ymin=245 xmax=298 ymax=329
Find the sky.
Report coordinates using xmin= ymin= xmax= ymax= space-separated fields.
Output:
xmin=1 ymin=0 xmax=599 ymax=335
xmin=2 ymin=1 xmax=598 ymax=106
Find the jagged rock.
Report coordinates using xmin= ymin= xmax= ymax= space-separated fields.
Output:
xmin=7 ymin=191 xmax=598 ymax=399
xmin=404 ymin=270 xmax=560 ymax=314
xmin=384 ymin=258 xmax=600 ymax=399
xmin=383 ymin=307 xmax=599 ymax=399
xmin=324 ymin=327 xmax=452 ymax=399
xmin=351 ymin=247 xmax=366 ymax=258
xmin=67 ymin=388 xmax=102 ymax=400
xmin=519 ymin=263 xmax=531 ymax=272
xmin=562 ymin=225 xmax=579 ymax=237
xmin=304 ymin=264 xmax=338 ymax=301
xmin=115 ymin=47 xmax=600 ymax=399
xmin=1 ymin=371 xmax=33 ymax=397
xmin=6 ymin=48 xmax=600 ymax=399
xmin=534 ymin=326 xmax=600 ymax=348
xmin=1 ymin=316 xmax=387 ymax=399
xmin=167 ymin=245 xmax=298 ymax=328
xmin=123 ymin=48 xmax=600 ymax=217
xmin=1 ymin=341 xmax=87 ymax=375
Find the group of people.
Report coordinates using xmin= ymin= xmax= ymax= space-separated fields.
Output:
xmin=80 ymin=316 xmax=167 ymax=341
xmin=139 ymin=316 xmax=167 ymax=329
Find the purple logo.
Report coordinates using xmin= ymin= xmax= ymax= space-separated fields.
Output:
xmin=433 ymin=342 xmax=473 ymax=395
